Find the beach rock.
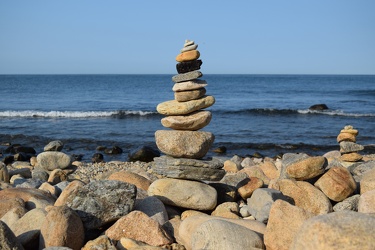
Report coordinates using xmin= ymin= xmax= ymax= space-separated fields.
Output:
xmin=247 ymin=188 xmax=290 ymax=223
xmin=0 ymin=188 xmax=55 ymax=210
xmin=39 ymin=182 xmax=58 ymax=198
xmin=314 ymin=166 xmax=356 ymax=202
xmin=290 ymin=211 xmax=375 ymax=250
xmin=0 ymin=221 xmax=24 ymax=250
xmin=241 ymin=157 xmax=256 ymax=168
xmin=39 ymin=205 xmax=84 ymax=250
xmin=91 ymin=153 xmax=104 ymax=163
xmin=341 ymin=152 xmax=363 ymax=162
xmin=134 ymin=196 xmax=169 ymax=225
xmin=337 ymin=132 xmax=356 ymax=143
xmin=172 ymin=79 xmax=207 ymax=92
xmin=61 ymin=180 xmax=136 ymax=229
xmin=220 ymin=171 xmax=248 ymax=187
xmin=237 ymin=177 xmax=264 ymax=199
xmin=161 ymin=110 xmax=211 ymax=131
xmin=240 ymin=166 xmax=270 ymax=185
xmin=155 ymin=130 xmax=214 ymax=159
xmin=190 ymin=219 xmax=264 ymax=250
xmin=128 ymin=146 xmax=160 ymax=162
xmin=178 ymin=214 xmax=266 ymax=250
xmin=152 ymin=155 xmax=225 ymax=181
xmin=176 ymin=59 xmax=202 ymax=74
xmin=32 ymin=169 xmax=49 ymax=181
xmin=116 ymin=237 xmax=162 ymax=250
xmin=54 ymin=180 xmax=85 ymax=206
xmin=0 ymin=162 xmax=10 ymax=183
xmin=360 ymin=167 xmax=375 ymax=194
xmin=270 ymin=179 xmax=332 ymax=215
xmin=223 ymin=159 xmax=242 ymax=173
xmin=350 ymin=160 xmax=375 ymax=180
xmin=148 ymin=178 xmax=217 ymax=210
xmin=174 ymin=88 xmax=206 ymax=102
xmin=104 ymin=146 xmax=123 ymax=155
xmin=11 ymin=208 xmax=47 ymax=249
xmin=156 ymin=95 xmax=214 ymax=116
xmin=105 ymin=211 xmax=173 ymax=246
xmin=180 ymin=43 xmax=198 ymax=53
xmin=107 ymin=171 xmax=152 ymax=191
xmin=333 ymin=194 xmax=360 ymax=212
xmin=183 ymin=39 xmax=194 ymax=47
xmin=36 ymin=151 xmax=72 ymax=171
xmin=309 ymin=104 xmax=328 ymax=110
xmin=358 ymin=189 xmax=375 ymax=213
xmin=175 ymin=50 xmax=200 ymax=63
xmin=82 ymin=235 xmax=116 ymax=250
xmin=340 ymin=125 xmax=359 ymax=136
xmin=211 ymin=202 xmax=240 ymax=219
xmin=286 ymin=156 xmax=326 ymax=180
xmin=259 ymin=161 xmax=279 ymax=180
xmin=280 ymin=153 xmax=310 ymax=179
xmin=47 ymin=168 xmax=68 ymax=185
xmin=264 ymin=200 xmax=315 ymax=250
xmin=340 ymin=141 xmax=364 ymax=153
xmin=172 ymin=70 xmax=202 ymax=83
xmin=44 ymin=140 xmax=64 ymax=152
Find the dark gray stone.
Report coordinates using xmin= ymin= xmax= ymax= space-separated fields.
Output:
xmin=176 ymin=60 xmax=202 ymax=74
xmin=340 ymin=141 xmax=364 ymax=153
xmin=172 ymin=70 xmax=202 ymax=83
xmin=64 ymin=180 xmax=136 ymax=229
xmin=152 ymin=156 xmax=225 ymax=181
xmin=128 ymin=146 xmax=160 ymax=162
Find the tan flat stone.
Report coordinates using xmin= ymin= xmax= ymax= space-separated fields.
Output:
xmin=172 ymin=79 xmax=207 ymax=92
xmin=174 ymin=88 xmax=206 ymax=102
xmin=161 ymin=111 xmax=211 ymax=131
xmin=157 ymin=95 xmax=215 ymax=116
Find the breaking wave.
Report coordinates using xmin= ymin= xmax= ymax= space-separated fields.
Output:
xmin=0 ymin=110 xmax=158 ymax=118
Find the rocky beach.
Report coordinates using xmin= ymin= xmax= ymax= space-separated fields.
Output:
xmin=1 ymin=40 xmax=375 ymax=250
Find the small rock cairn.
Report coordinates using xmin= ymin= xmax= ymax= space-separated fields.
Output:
xmin=337 ymin=125 xmax=364 ymax=162
xmin=153 ymin=40 xmax=225 ymax=182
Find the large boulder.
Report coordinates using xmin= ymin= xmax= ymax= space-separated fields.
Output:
xmin=290 ymin=211 xmax=375 ymax=250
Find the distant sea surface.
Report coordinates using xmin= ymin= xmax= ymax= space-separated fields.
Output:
xmin=1 ymin=74 xmax=374 ymax=161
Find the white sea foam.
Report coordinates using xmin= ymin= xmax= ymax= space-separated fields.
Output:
xmin=0 ymin=110 xmax=155 ymax=118
xmin=297 ymin=109 xmax=375 ymax=117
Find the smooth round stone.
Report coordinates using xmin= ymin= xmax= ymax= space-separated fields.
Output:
xmin=341 ymin=152 xmax=363 ymax=162
xmin=175 ymin=50 xmax=200 ymax=62
xmin=174 ymin=88 xmax=206 ymax=102
xmin=184 ymin=39 xmax=194 ymax=47
xmin=173 ymin=79 xmax=207 ymax=92
xmin=340 ymin=125 xmax=358 ymax=136
xmin=172 ymin=70 xmax=202 ymax=83
xmin=36 ymin=151 xmax=72 ymax=171
xmin=176 ymin=60 xmax=202 ymax=74
xmin=181 ymin=43 xmax=198 ymax=53
xmin=156 ymin=95 xmax=215 ymax=116
xmin=161 ymin=111 xmax=212 ymax=131
xmin=286 ymin=156 xmax=326 ymax=181
xmin=148 ymin=178 xmax=217 ymax=210
xmin=155 ymin=130 xmax=214 ymax=159
xmin=337 ymin=132 xmax=356 ymax=143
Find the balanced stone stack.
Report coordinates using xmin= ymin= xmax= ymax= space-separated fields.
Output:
xmin=337 ymin=125 xmax=364 ymax=162
xmin=153 ymin=40 xmax=225 ymax=182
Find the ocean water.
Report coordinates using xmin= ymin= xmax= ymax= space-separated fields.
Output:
xmin=1 ymin=74 xmax=374 ymax=161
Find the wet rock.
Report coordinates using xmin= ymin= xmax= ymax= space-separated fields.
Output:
xmin=309 ymin=104 xmax=328 ymax=110
xmin=91 ymin=153 xmax=104 ymax=163
xmin=104 ymin=146 xmax=123 ymax=155
xmin=128 ymin=146 xmax=160 ymax=162
xmin=44 ymin=140 xmax=64 ymax=152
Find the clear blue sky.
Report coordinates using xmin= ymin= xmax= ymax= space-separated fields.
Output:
xmin=1 ymin=1 xmax=374 ymax=74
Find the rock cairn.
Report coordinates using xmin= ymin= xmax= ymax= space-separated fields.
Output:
xmin=337 ymin=125 xmax=364 ymax=162
xmin=153 ymin=40 xmax=225 ymax=182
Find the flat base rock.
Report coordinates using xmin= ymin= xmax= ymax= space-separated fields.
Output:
xmin=155 ymin=130 xmax=214 ymax=159
xmin=152 ymin=155 xmax=225 ymax=181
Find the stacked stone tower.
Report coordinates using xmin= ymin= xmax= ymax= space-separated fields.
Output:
xmin=337 ymin=125 xmax=364 ymax=162
xmin=153 ymin=40 xmax=225 ymax=181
